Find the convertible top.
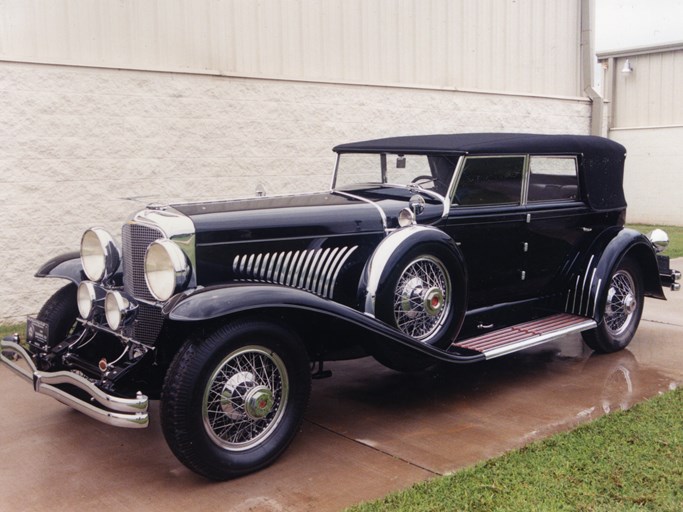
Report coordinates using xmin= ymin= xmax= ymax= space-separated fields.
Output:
xmin=334 ymin=133 xmax=627 ymax=211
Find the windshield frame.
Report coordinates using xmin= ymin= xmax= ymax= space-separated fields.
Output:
xmin=331 ymin=151 xmax=462 ymax=197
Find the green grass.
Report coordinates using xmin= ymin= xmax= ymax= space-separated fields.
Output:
xmin=348 ymin=388 xmax=683 ymax=512
xmin=627 ymin=224 xmax=683 ymax=259
xmin=0 ymin=322 xmax=24 ymax=340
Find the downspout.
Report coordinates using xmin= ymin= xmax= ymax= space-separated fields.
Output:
xmin=580 ymin=0 xmax=604 ymax=136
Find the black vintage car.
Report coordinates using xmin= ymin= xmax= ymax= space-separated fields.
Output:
xmin=2 ymin=133 xmax=679 ymax=479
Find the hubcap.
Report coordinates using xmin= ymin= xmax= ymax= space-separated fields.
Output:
xmin=604 ymin=269 xmax=638 ymax=337
xmin=394 ymin=256 xmax=451 ymax=342
xmin=203 ymin=346 xmax=288 ymax=451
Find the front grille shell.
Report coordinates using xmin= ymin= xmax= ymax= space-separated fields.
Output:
xmin=120 ymin=209 xmax=196 ymax=345
xmin=122 ymin=223 xmax=164 ymax=302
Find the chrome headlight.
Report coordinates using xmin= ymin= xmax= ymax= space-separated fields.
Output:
xmin=104 ymin=291 xmax=136 ymax=330
xmin=80 ymin=228 xmax=121 ymax=282
xmin=398 ymin=207 xmax=416 ymax=227
xmin=144 ymin=239 xmax=191 ymax=301
xmin=77 ymin=281 xmax=104 ymax=319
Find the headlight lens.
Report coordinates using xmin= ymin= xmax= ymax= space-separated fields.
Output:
xmin=398 ymin=207 xmax=416 ymax=228
xmin=144 ymin=239 xmax=191 ymax=301
xmin=104 ymin=291 xmax=132 ymax=330
xmin=80 ymin=228 xmax=121 ymax=282
xmin=77 ymin=281 xmax=100 ymax=319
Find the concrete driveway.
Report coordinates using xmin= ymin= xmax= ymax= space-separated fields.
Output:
xmin=2 ymin=262 xmax=682 ymax=511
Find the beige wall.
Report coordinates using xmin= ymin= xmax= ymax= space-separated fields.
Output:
xmin=0 ymin=61 xmax=592 ymax=322
xmin=610 ymin=127 xmax=683 ymax=226
xmin=599 ymin=43 xmax=683 ymax=226
xmin=0 ymin=0 xmax=583 ymax=98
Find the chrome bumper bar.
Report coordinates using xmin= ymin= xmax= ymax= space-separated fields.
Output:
xmin=0 ymin=338 xmax=149 ymax=429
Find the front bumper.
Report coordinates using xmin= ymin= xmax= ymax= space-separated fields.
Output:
xmin=0 ymin=336 xmax=149 ymax=429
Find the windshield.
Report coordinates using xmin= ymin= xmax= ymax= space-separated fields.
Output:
xmin=333 ymin=153 xmax=458 ymax=196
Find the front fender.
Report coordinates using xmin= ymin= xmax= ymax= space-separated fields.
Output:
xmin=35 ymin=252 xmax=86 ymax=284
xmin=163 ymin=283 xmax=484 ymax=364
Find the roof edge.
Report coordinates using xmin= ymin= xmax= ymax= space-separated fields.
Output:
xmin=597 ymin=40 xmax=683 ymax=59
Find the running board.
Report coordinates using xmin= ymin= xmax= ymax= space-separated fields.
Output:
xmin=451 ymin=313 xmax=596 ymax=360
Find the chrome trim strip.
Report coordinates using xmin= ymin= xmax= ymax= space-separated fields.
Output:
xmin=286 ymin=251 xmax=302 ymax=286
xmin=233 ymin=245 xmax=357 ymax=298
xmin=579 ymin=255 xmax=595 ymax=315
xmin=0 ymin=340 xmax=149 ymax=429
xmin=484 ymin=319 xmax=597 ymax=359
xmin=328 ymin=245 xmax=358 ymax=298
xmin=322 ymin=246 xmax=347 ymax=297
xmin=305 ymin=249 xmax=324 ymax=290
xmin=267 ymin=252 xmax=279 ymax=281
xmin=297 ymin=249 xmax=316 ymax=288
xmin=279 ymin=251 xmax=293 ymax=284
xmin=311 ymin=248 xmax=332 ymax=293
xmin=572 ymin=274 xmax=581 ymax=314
xmin=332 ymin=190 xmax=388 ymax=232
xmin=253 ymin=253 xmax=263 ymax=279
xmin=585 ymin=267 xmax=597 ymax=316
xmin=315 ymin=247 xmax=340 ymax=295
xmin=592 ymin=278 xmax=602 ymax=318
xmin=259 ymin=253 xmax=271 ymax=282
xmin=272 ymin=251 xmax=286 ymax=282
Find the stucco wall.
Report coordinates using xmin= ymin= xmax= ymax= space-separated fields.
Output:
xmin=610 ymin=127 xmax=683 ymax=226
xmin=0 ymin=61 xmax=591 ymax=322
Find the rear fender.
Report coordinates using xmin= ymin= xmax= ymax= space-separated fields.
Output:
xmin=564 ymin=227 xmax=664 ymax=321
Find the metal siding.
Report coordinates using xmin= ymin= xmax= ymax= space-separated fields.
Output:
xmin=611 ymin=50 xmax=683 ymax=128
xmin=0 ymin=0 xmax=581 ymax=97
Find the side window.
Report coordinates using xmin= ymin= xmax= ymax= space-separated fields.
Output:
xmin=454 ymin=157 xmax=524 ymax=206
xmin=528 ymin=157 xmax=579 ymax=202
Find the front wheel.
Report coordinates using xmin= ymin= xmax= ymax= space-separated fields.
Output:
xmin=582 ymin=256 xmax=644 ymax=353
xmin=161 ymin=319 xmax=311 ymax=480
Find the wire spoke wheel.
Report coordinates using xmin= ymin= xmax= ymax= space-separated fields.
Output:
xmin=162 ymin=320 xmax=310 ymax=480
xmin=393 ymin=256 xmax=451 ymax=341
xmin=604 ymin=269 xmax=638 ymax=337
xmin=202 ymin=346 xmax=288 ymax=451
xmin=582 ymin=256 xmax=643 ymax=354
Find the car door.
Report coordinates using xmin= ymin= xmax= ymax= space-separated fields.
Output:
xmin=444 ymin=155 xmax=528 ymax=309
xmin=523 ymin=155 xmax=594 ymax=295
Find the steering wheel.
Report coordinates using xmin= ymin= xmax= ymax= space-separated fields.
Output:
xmin=410 ymin=175 xmax=436 ymax=186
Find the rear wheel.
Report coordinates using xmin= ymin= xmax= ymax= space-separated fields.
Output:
xmin=582 ymin=257 xmax=643 ymax=353
xmin=161 ymin=319 xmax=311 ymax=480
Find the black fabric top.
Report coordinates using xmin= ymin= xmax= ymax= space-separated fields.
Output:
xmin=333 ymin=133 xmax=627 ymax=211
xmin=333 ymin=133 xmax=624 ymax=156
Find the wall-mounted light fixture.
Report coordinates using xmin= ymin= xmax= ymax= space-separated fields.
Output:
xmin=621 ymin=59 xmax=633 ymax=75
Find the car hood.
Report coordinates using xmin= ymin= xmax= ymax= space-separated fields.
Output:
xmin=170 ymin=188 xmax=445 ymax=245
xmin=171 ymin=192 xmax=384 ymax=245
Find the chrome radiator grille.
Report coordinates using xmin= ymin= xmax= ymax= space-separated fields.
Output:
xmin=122 ymin=222 xmax=166 ymax=344
xmin=122 ymin=223 xmax=164 ymax=301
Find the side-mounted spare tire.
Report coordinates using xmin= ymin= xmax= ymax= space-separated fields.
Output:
xmin=361 ymin=228 xmax=467 ymax=370
xmin=375 ymin=242 xmax=466 ymax=349
xmin=34 ymin=283 xmax=80 ymax=350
